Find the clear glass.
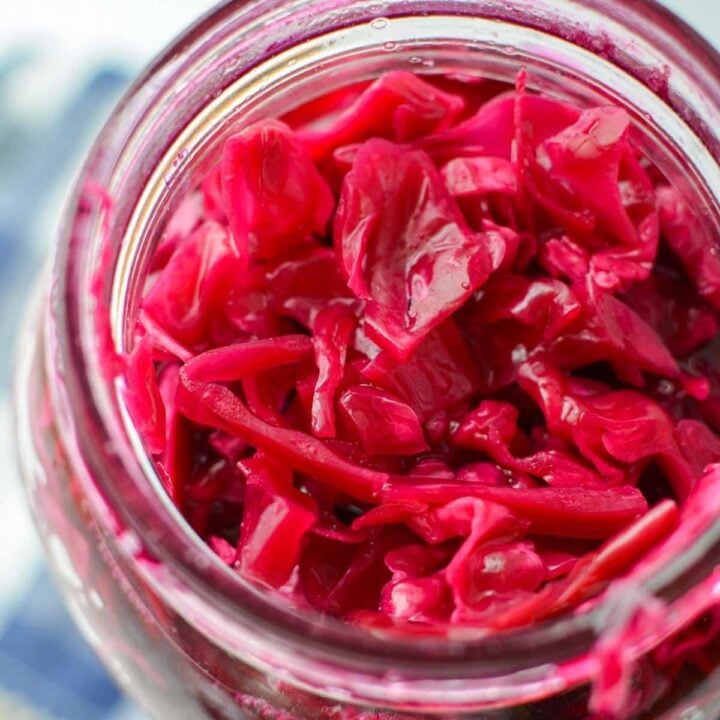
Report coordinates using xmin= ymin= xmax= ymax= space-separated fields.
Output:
xmin=14 ymin=0 xmax=720 ymax=718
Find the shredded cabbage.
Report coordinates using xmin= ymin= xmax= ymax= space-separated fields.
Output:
xmin=123 ymin=70 xmax=719 ymax=639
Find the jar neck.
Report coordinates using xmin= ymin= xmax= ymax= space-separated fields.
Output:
xmin=50 ymin=0 xmax=720 ymax=709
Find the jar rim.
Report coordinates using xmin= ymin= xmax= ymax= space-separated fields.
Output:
xmin=50 ymin=0 xmax=720 ymax=693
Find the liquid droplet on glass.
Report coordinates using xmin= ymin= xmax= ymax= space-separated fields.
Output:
xmin=173 ymin=148 xmax=190 ymax=166
xmin=164 ymin=148 xmax=190 ymax=185
xmin=383 ymin=41 xmax=398 ymax=52
xmin=371 ymin=17 xmax=388 ymax=30
xmin=409 ymin=56 xmax=423 ymax=65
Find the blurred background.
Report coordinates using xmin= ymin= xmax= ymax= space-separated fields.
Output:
xmin=0 ymin=0 xmax=713 ymax=718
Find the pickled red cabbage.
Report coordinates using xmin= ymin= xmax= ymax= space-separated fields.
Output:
xmin=123 ymin=69 xmax=720 ymax=634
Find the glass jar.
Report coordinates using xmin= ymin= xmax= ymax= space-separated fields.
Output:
xmin=14 ymin=0 xmax=720 ymax=718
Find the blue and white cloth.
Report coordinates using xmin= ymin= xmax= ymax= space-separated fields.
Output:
xmin=0 ymin=2 xmax=209 ymax=716
xmin=0 ymin=53 xmax=146 ymax=720
xmin=0 ymin=0 xmax=711 ymax=718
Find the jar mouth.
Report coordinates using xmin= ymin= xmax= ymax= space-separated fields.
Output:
xmin=53 ymin=0 xmax=720 ymax=692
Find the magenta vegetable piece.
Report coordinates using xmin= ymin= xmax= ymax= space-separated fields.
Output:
xmin=418 ymin=92 xmax=515 ymax=164
xmin=536 ymin=542 xmax=582 ymax=581
xmin=454 ymin=400 xmax=518 ymax=450
xmin=300 ymin=71 xmax=465 ymax=161
xmin=408 ymin=498 xmax=523 ymax=546
xmin=335 ymin=138 xmax=500 ymax=358
xmin=209 ymin=536 xmax=237 ymax=566
xmin=338 ymin=385 xmax=429 ymax=456
xmin=441 ymin=156 xmax=516 ymax=197
xmin=513 ymin=450 xmax=604 ymax=489
xmin=383 ymin=480 xmax=648 ymax=540
xmin=283 ymin=80 xmax=372 ymax=133
xmin=658 ymin=185 xmax=720 ymax=311
xmin=588 ymin=150 xmax=659 ymax=290
xmin=241 ymin=363 xmax=306 ymax=428
xmin=492 ymin=499 xmax=680 ymax=631
xmin=352 ymin=499 xmax=430 ymax=532
xmin=310 ymin=512 xmax=371 ymax=546
xmin=683 ymin=337 xmax=720 ymax=433
xmin=456 ymin=463 xmax=508 ymax=487
xmin=138 ymin=310 xmax=194 ymax=363
xmin=156 ymin=364 xmax=191 ymax=506
xmin=299 ymin=535 xmax=356 ymax=612
xmin=384 ymin=543 xmax=455 ymax=578
xmin=518 ymin=99 xmax=659 ymax=291
xmin=178 ymin=376 xmax=386 ymax=502
xmin=221 ymin=120 xmax=334 ymax=262
xmin=424 ymin=410 xmax=450 ymax=444
xmin=265 ymin=247 xmax=353 ymax=329
xmin=238 ymin=455 xmax=317 ymax=588
xmin=520 ymin=104 xmax=637 ymax=241
xmin=420 ymin=92 xmax=579 ymax=165
xmin=311 ymin=303 xmax=357 ymax=438
xmin=201 ymin=165 xmax=226 ymax=224
xmin=461 ymin=316 xmax=535 ymax=394
xmin=448 ymin=541 xmax=546 ymax=605
xmin=407 ymin=457 xmax=456 ymax=481
xmin=183 ymin=453 xmax=246 ymax=539
xmin=474 ymin=274 xmax=582 ymax=341
xmin=453 ymin=400 xmax=604 ymax=488
xmin=157 ymin=193 xmax=204 ymax=263
xmin=183 ymin=335 xmax=313 ymax=383
xmin=440 ymin=500 xmax=539 ymax=619
xmin=124 ymin=335 xmax=166 ymax=456
xmin=518 ymin=359 xmax=697 ymax=497
xmin=361 ymin=319 xmax=480 ymax=420
xmin=548 ymin=280 xmax=688 ymax=387
xmin=621 ymin=268 xmax=719 ymax=358
xmin=381 ymin=575 xmax=452 ymax=623
xmin=143 ymin=221 xmax=242 ymax=347
xmin=310 ymin=529 xmax=409 ymax=617
xmin=480 ymin=219 xmax=535 ymax=272
xmin=539 ymin=235 xmax=590 ymax=283
xmin=221 ymin=272 xmax=281 ymax=342
xmin=532 ymin=107 xmax=631 ymax=234
xmin=675 ymin=419 xmax=720 ymax=478
xmin=556 ymin=500 xmax=679 ymax=608
xmin=208 ymin=429 xmax=247 ymax=463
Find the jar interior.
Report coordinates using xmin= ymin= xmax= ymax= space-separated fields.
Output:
xmin=104 ymin=9 xmax=720 ymax=652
